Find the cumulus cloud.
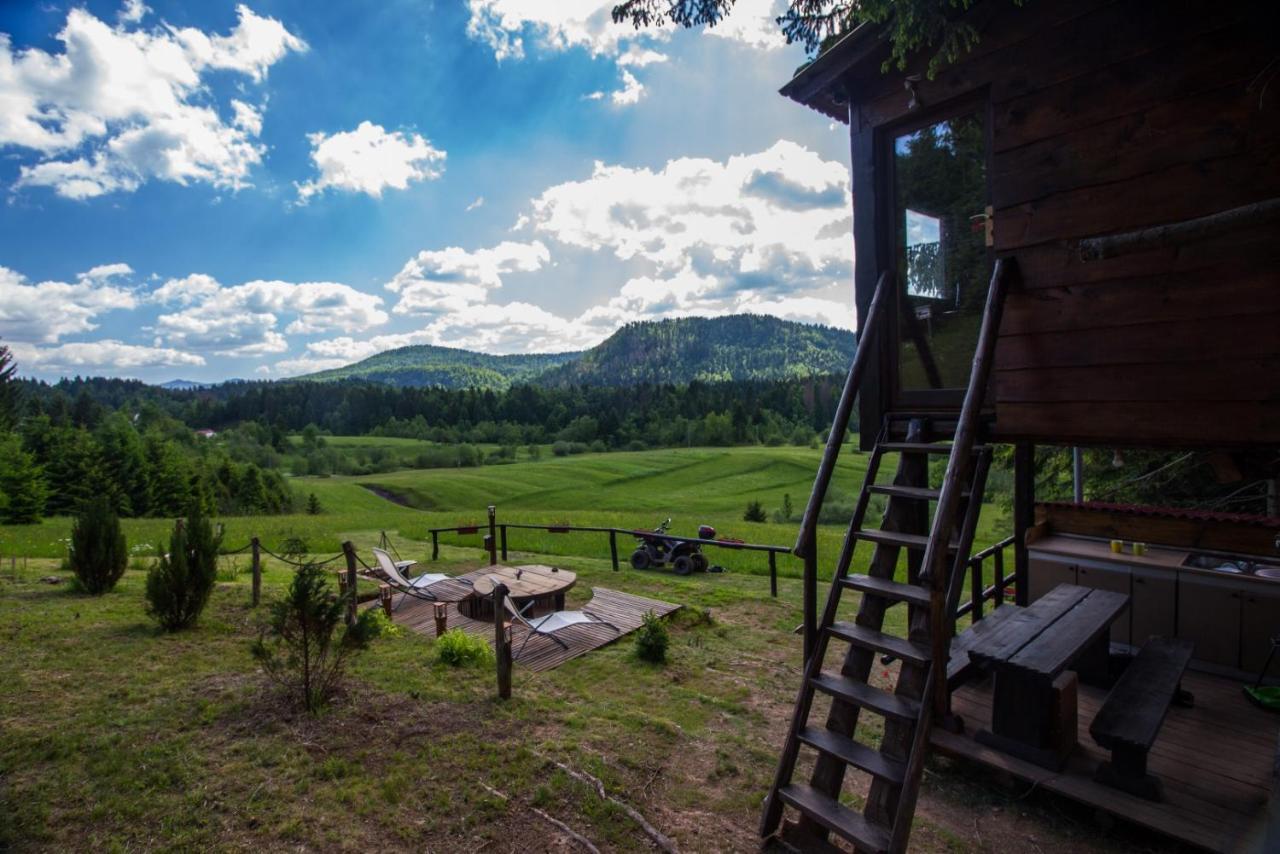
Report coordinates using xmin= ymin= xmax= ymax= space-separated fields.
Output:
xmin=151 ymin=274 xmax=388 ymax=356
xmin=295 ymin=121 xmax=447 ymax=202
xmin=0 ymin=264 xmax=137 ymax=344
xmin=2 ymin=3 xmax=305 ymax=199
xmin=13 ymin=339 xmax=204 ymax=375
xmin=385 ymin=240 xmax=550 ymax=316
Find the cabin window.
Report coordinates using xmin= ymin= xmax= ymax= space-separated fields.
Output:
xmin=891 ymin=109 xmax=990 ymax=400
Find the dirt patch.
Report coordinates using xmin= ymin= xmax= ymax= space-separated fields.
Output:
xmin=359 ymin=482 xmax=424 ymax=508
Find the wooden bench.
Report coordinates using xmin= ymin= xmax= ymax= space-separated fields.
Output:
xmin=1089 ymin=637 xmax=1194 ymax=801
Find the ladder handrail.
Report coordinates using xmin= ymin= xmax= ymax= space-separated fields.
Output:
xmin=889 ymin=255 xmax=1014 ymax=853
xmin=793 ymin=269 xmax=892 ymax=558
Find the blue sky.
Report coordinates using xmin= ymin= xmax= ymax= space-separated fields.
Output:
xmin=0 ymin=0 xmax=853 ymax=382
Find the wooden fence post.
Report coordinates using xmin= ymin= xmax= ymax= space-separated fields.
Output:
xmin=431 ymin=530 xmax=439 ymax=561
xmin=493 ymin=581 xmax=512 ymax=700
xmin=769 ymin=550 xmax=778 ymax=598
xmin=341 ymin=541 xmax=358 ymax=625
xmin=609 ymin=529 xmax=619 ymax=571
xmin=992 ymin=546 xmax=1005 ymax=608
xmin=500 ymin=525 xmax=508 ymax=561
xmin=487 ymin=505 xmax=498 ymax=566
xmin=970 ymin=557 xmax=983 ymax=621
xmin=250 ymin=537 xmax=262 ymax=606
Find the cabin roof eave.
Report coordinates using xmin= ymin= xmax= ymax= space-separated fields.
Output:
xmin=778 ymin=21 xmax=886 ymax=123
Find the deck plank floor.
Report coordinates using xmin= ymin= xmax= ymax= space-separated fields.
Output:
xmin=389 ymin=579 xmax=680 ymax=672
xmin=936 ymin=668 xmax=1276 ymax=852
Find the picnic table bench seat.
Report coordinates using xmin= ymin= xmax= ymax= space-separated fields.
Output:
xmin=1090 ymin=636 xmax=1195 ymax=801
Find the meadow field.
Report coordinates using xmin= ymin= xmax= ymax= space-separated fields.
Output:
xmin=0 ymin=444 xmax=1012 ymax=579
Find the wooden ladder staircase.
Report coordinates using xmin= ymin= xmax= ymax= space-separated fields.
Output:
xmin=760 ymin=259 xmax=1012 ymax=853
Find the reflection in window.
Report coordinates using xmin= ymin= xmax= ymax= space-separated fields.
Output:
xmin=904 ymin=208 xmax=945 ymax=300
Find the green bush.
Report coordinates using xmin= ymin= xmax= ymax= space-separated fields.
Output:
xmin=68 ymin=497 xmax=128 ymax=594
xmin=435 ymin=628 xmax=494 ymax=667
xmin=145 ymin=506 xmax=222 ymax=631
xmin=743 ymin=500 xmax=767 ymax=523
xmin=251 ymin=562 xmax=381 ymax=712
xmin=635 ymin=611 xmax=669 ymax=664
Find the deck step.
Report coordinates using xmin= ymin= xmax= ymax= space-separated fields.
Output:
xmin=811 ymin=673 xmax=921 ymax=722
xmin=855 ymin=529 xmax=959 ymax=552
xmin=796 ymin=726 xmax=906 ymax=785
xmin=777 ymin=784 xmax=892 ymax=853
xmin=840 ymin=573 xmax=932 ymax=608
xmin=827 ymin=622 xmax=931 ymax=666
xmin=869 ymin=484 xmax=971 ymax=501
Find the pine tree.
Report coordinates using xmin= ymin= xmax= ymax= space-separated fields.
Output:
xmin=146 ymin=505 xmax=222 ymax=631
xmin=68 ymin=497 xmax=128 ymax=594
xmin=0 ymin=438 xmax=47 ymax=524
xmin=0 ymin=338 xmax=18 ymax=433
xmin=306 ymin=492 xmax=322 ymax=515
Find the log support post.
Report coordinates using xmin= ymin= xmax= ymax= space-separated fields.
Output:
xmin=433 ymin=601 xmax=448 ymax=637
xmin=1013 ymin=443 xmax=1035 ymax=606
xmin=500 ymin=525 xmax=508 ymax=561
xmin=379 ymin=583 xmax=393 ymax=618
xmin=431 ymin=530 xmax=439 ymax=561
xmin=493 ymin=581 xmax=512 ymax=699
xmin=487 ymin=505 xmax=498 ymax=566
xmin=802 ymin=530 xmax=818 ymax=664
xmin=341 ymin=540 xmax=358 ymax=625
xmin=769 ymin=550 xmax=778 ymax=598
xmin=250 ymin=536 xmax=261 ymax=607
xmin=609 ymin=530 xmax=619 ymax=571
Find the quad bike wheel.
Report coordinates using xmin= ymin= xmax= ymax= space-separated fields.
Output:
xmin=673 ymin=555 xmax=695 ymax=576
xmin=630 ymin=549 xmax=651 ymax=570
xmin=692 ymin=553 xmax=709 ymax=573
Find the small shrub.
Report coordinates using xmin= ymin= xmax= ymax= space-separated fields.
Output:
xmin=743 ymin=500 xmax=767 ymax=523
xmin=635 ymin=611 xmax=669 ymax=664
xmin=306 ymin=493 xmax=322 ymax=515
xmin=145 ymin=506 xmax=222 ymax=631
xmin=251 ymin=562 xmax=381 ymax=713
xmin=68 ymin=497 xmax=128 ymax=595
xmin=435 ymin=628 xmax=493 ymax=667
xmin=552 ymin=440 xmax=571 ymax=457
xmin=279 ymin=534 xmax=310 ymax=564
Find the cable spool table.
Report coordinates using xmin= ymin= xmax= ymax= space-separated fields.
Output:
xmin=460 ymin=564 xmax=577 ymax=620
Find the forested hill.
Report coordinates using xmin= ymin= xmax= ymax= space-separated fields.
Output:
xmin=298 ymin=346 xmax=579 ymax=389
xmin=535 ymin=315 xmax=854 ymax=387
xmin=296 ymin=315 xmax=854 ymax=389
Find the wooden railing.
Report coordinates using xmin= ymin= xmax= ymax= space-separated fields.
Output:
xmin=954 ymin=535 xmax=1017 ymax=622
xmin=793 ymin=270 xmax=891 ymax=661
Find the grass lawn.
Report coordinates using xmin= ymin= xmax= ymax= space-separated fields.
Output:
xmin=0 ymin=446 xmax=1144 ymax=851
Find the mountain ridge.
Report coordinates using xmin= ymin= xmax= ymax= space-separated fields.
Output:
xmin=295 ymin=314 xmax=854 ymax=390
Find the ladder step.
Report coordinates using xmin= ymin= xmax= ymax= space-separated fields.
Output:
xmin=840 ymin=573 xmax=933 ymax=608
xmin=827 ymin=622 xmax=932 ymax=666
xmin=776 ymin=784 xmax=892 ymax=854
xmin=869 ymin=484 xmax=971 ymax=501
xmin=797 ymin=726 xmax=906 ymax=785
xmin=879 ymin=442 xmax=988 ymax=455
xmin=855 ymin=530 xmax=959 ymax=551
xmin=811 ymin=673 xmax=921 ymax=722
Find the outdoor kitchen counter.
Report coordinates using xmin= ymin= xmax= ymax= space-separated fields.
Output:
xmin=1028 ymin=532 xmax=1280 ymax=586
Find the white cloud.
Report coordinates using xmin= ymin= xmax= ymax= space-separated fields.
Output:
xmin=151 ymin=274 xmax=388 ymax=356
xmin=295 ymin=121 xmax=447 ymax=202
xmin=79 ymin=262 xmax=135 ymax=282
xmin=2 ymin=4 xmax=305 ymax=199
xmin=13 ymin=339 xmax=204 ymax=375
xmin=466 ymin=0 xmax=642 ymax=61
xmin=118 ymin=0 xmax=150 ymax=25
xmin=702 ymin=0 xmax=786 ymax=50
xmin=617 ymin=44 xmax=668 ymax=67
xmin=385 ymin=240 xmax=550 ymax=316
xmin=466 ymin=195 xmax=485 ymax=212
xmin=0 ymin=264 xmax=137 ymax=344
xmin=610 ymin=69 xmax=645 ymax=105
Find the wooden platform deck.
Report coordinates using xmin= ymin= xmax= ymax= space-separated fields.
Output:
xmin=935 ymin=667 xmax=1278 ymax=852
xmin=391 ymin=585 xmax=680 ymax=672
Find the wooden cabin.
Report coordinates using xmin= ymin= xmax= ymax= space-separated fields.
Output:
xmin=762 ymin=2 xmax=1280 ymax=851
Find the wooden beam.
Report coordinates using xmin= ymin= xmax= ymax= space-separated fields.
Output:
xmin=1077 ymin=198 xmax=1280 ymax=261
xmin=1013 ymin=444 xmax=1035 ymax=606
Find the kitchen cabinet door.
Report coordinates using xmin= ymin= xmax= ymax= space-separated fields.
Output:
xmin=1177 ymin=574 xmax=1241 ymax=669
xmin=1131 ymin=567 xmax=1176 ymax=646
xmin=1076 ymin=561 xmax=1131 ymax=645
xmin=1029 ymin=556 xmax=1075 ymax=603
xmin=1241 ymin=587 xmax=1280 ymax=676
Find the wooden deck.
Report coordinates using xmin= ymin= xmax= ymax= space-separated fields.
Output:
xmin=935 ymin=667 xmax=1277 ymax=852
xmin=390 ymin=585 xmax=681 ymax=672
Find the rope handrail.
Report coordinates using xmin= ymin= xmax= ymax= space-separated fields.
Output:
xmin=258 ymin=546 xmax=344 ymax=568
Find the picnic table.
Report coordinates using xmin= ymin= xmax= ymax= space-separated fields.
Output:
xmin=460 ymin=564 xmax=577 ymax=620
xmin=967 ymin=583 xmax=1129 ymax=769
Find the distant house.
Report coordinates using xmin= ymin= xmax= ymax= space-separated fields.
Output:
xmin=194 ymin=429 xmax=217 ymax=439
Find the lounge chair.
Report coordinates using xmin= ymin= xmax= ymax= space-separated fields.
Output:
xmin=497 ymin=586 xmax=620 ymax=659
xmin=372 ymin=547 xmax=470 ymax=610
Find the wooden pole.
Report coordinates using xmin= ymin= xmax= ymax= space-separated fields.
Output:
xmin=500 ymin=525 xmax=508 ymax=561
xmin=433 ymin=601 xmax=448 ymax=637
xmin=341 ymin=541 xmax=358 ymax=625
xmin=609 ymin=529 xmax=619 ymax=571
xmin=493 ymin=581 xmax=512 ymax=700
xmin=250 ymin=536 xmax=261 ymax=607
xmin=769 ymin=550 xmax=778 ymax=598
xmin=431 ymin=530 xmax=439 ymax=561
xmin=992 ymin=547 xmax=1005 ymax=608
xmin=1013 ymin=442 xmax=1035 ymax=606
xmin=802 ymin=531 xmax=817 ymax=663
xmin=379 ymin=583 xmax=392 ymax=618
xmin=487 ymin=505 xmax=498 ymax=566
xmin=970 ymin=557 xmax=983 ymax=622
